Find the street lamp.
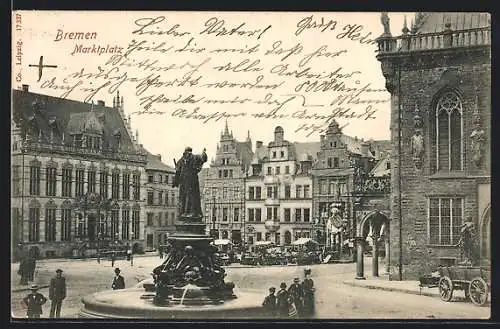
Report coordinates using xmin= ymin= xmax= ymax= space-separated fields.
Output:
xmin=130 ymin=232 xmax=135 ymax=266
xmin=212 ymin=195 xmax=217 ymax=239
xmin=97 ymin=231 xmax=102 ymax=264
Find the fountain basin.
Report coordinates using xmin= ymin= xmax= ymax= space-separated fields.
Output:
xmin=79 ymin=284 xmax=267 ymax=319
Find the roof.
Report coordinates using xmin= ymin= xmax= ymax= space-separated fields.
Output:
xmin=140 ymin=147 xmax=174 ymax=172
xmin=369 ymin=155 xmax=391 ymax=177
xmin=292 ymin=142 xmax=321 ymax=161
xmin=413 ymin=12 xmax=490 ymax=34
xmin=12 ymin=89 xmax=136 ymax=152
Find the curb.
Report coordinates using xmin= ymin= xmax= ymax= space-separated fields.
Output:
xmin=342 ymin=281 xmax=438 ymax=298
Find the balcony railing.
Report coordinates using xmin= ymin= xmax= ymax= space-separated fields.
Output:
xmin=377 ymin=27 xmax=490 ymax=54
xmin=353 ymin=176 xmax=390 ymax=195
xmin=21 ymin=140 xmax=147 ymax=163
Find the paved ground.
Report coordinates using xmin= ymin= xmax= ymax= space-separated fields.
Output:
xmin=11 ymin=255 xmax=490 ymax=319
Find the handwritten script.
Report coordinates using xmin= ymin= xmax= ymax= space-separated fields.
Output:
xmin=40 ymin=14 xmax=389 ymax=137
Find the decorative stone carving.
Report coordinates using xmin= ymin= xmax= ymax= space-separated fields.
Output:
xmin=470 ymin=95 xmax=485 ymax=168
xmin=411 ymin=106 xmax=424 ymax=169
xmin=380 ymin=12 xmax=391 ymax=36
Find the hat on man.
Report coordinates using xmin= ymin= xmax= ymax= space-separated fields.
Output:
xmin=280 ymin=282 xmax=287 ymax=289
xmin=304 ymin=267 xmax=312 ymax=275
xmin=114 ymin=267 xmax=121 ymax=273
xmin=294 ymin=277 xmax=300 ymax=283
xmin=30 ymin=284 xmax=39 ymax=290
xmin=56 ymin=269 xmax=63 ymax=273
xmin=269 ymin=287 xmax=276 ymax=292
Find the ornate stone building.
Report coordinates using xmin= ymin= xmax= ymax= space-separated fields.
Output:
xmin=245 ymin=126 xmax=319 ymax=246
xmin=143 ymin=150 xmax=178 ymax=251
xmin=312 ymin=120 xmax=390 ymax=268
xmin=11 ymin=86 xmax=147 ymax=259
xmin=202 ymin=122 xmax=253 ymax=245
xmin=376 ymin=12 xmax=491 ymax=279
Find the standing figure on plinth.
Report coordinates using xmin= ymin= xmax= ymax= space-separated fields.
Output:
xmin=173 ymin=147 xmax=208 ymax=219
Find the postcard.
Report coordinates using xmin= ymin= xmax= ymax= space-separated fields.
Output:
xmin=11 ymin=11 xmax=491 ymax=320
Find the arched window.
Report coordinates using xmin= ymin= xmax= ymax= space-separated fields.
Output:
xmin=28 ymin=199 xmax=41 ymax=242
xmin=61 ymin=200 xmax=72 ymax=242
xmin=434 ymin=91 xmax=463 ymax=171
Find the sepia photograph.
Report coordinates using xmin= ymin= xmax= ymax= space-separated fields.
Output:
xmin=10 ymin=10 xmax=491 ymax=320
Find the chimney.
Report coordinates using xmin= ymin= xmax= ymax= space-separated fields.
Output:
xmin=156 ymin=154 xmax=162 ymax=161
xmin=97 ymin=100 xmax=105 ymax=106
xmin=361 ymin=141 xmax=370 ymax=156
xmin=256 ymin=141 xmax=263 ymax=148
xmin=22 ymin=84 xmax=29 ymax=92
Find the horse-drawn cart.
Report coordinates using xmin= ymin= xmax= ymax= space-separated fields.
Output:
xmin=438 ymin=266 xmax=490 ymax=306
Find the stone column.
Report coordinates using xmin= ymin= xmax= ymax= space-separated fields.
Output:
xmin=384 ymin=238 xmax=390 ymax=275
xmin=372 ymin=236 xmax=379 ymax=277
xmin=355 ymin=237 xmax=365 ymax=280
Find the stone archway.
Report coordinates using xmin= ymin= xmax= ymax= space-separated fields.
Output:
xmin=355 ymin=210 xmax=390 ymax=279
xmin=480 ymin=205 xmax=490 ymax=264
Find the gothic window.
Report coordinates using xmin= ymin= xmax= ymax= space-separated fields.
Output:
xmin=88 ymin=169 xmax=96 ymax=194
xmin=122 ymin=172 xmax=130 ymax=200
xmin=28 ymin=200 xmax=40 ymax=242
xmin=132 ymin=205 xmax=140 ymax=239
xmin=122 ymin=207 xmax=130 ymax=240
xmin=75 ymin=168 xmax=85 ymax=197
xmin=434 ymin=91 xmax=463 ymax=171
xmin=111 ymin=170 xmax=120 ymax=199
xmin=61 ymin=201 xmax=72 ymax=242
xmin=45 ymin=202 xmax=57 ymax=242
xmin=45 ymin=167 xmax=57 ymax=197
xmin=29 ymin=161 xmax=41 ymax=196
xmin=100 ymin=171 xmax=108 ymax=198
xmin=12 ymin=165 xmax=21 ymax=196
xmin=62 ymin=167 xmax=72 ymax=197
xmin=111 ymin=205 xmax=119 ymax=239
xmin=132 ymin=173 xmax=140 ymax=201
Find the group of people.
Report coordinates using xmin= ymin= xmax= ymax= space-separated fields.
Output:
xmin=262 ymin=267 xmax=315 ymax=319
xmin=23 ymin=269 xmax=66 ymax=319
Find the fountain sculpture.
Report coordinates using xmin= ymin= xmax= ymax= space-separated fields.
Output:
xmin=79 ymin=147 xmax=265 ymax=319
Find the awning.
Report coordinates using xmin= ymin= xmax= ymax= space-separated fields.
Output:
xmin=292 ymin=238 xmax=319 ymax=246
xmin=214 ymin=239 xmax=232 ymax=246
xmin=254 ymin=241 xmax=274 ymax=246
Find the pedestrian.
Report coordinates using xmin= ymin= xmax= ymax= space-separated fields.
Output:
xmin=111 ymin=268 xmax=125 ymax=290
xmin=49 ymin=269 xmax=66 ymax=318
xmin=159 ymin=247 xmax=163 ymax=259
xmin=276 ymin=282 xmax=290 ymax=318
xmin=288 ymin=277 xmax=304 ymax=317
xmin=261 ymin=287 xmax=277 ymax=318
xmin=111 ymin=251 xmax=116 ymax=268
xmin=18 ymin=257 xmax=28 ymax=285
xmin=23 ymin=284 xmax=47 ymax=319
xmin=302 ymin=267 xmax=315 ymax=318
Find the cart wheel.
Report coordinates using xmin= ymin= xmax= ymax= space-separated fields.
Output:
xmin=439 ymin=276 xmax=454 ymax=302
xmin=469 ymin=277 xmax=488 ymax=306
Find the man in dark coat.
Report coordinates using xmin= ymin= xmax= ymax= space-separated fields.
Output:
xmin=111 ymin=268 xmax=125 ymax=290
xmin=18 ymin=257 xmax=28 ymax=285
xmin=262 ymin=287 xmax=277 ymax=318
xmin=276 ymin=282 xmax=290 ymax=318
xmin=302 ymin=267 xmax=315 ymax=318
xmin=288 ymin=277 xmax=304 ymax=317
xmin=23 ymin=284 xmax=47 ymax=318
xmin=49 ymin=269 xmax=66 ymax=318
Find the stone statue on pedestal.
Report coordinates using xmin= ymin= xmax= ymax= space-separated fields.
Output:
xmin=173 ymin=147 xmax=208 ymax=219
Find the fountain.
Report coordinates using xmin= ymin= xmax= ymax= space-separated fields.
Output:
xmin=79 ymin=147 xmax=266 ymax=319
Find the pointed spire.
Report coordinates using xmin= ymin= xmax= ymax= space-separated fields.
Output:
xmin=402 ymin=15 xmax=409 ymax=34
xmin=135 ymin=129 xmax=139 ymax=143
xmin=224 ymin=119 xmax=229 ymax=135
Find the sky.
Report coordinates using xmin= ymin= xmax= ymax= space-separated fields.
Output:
xmin=12 ymin=11 xmax=413 ymax=166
